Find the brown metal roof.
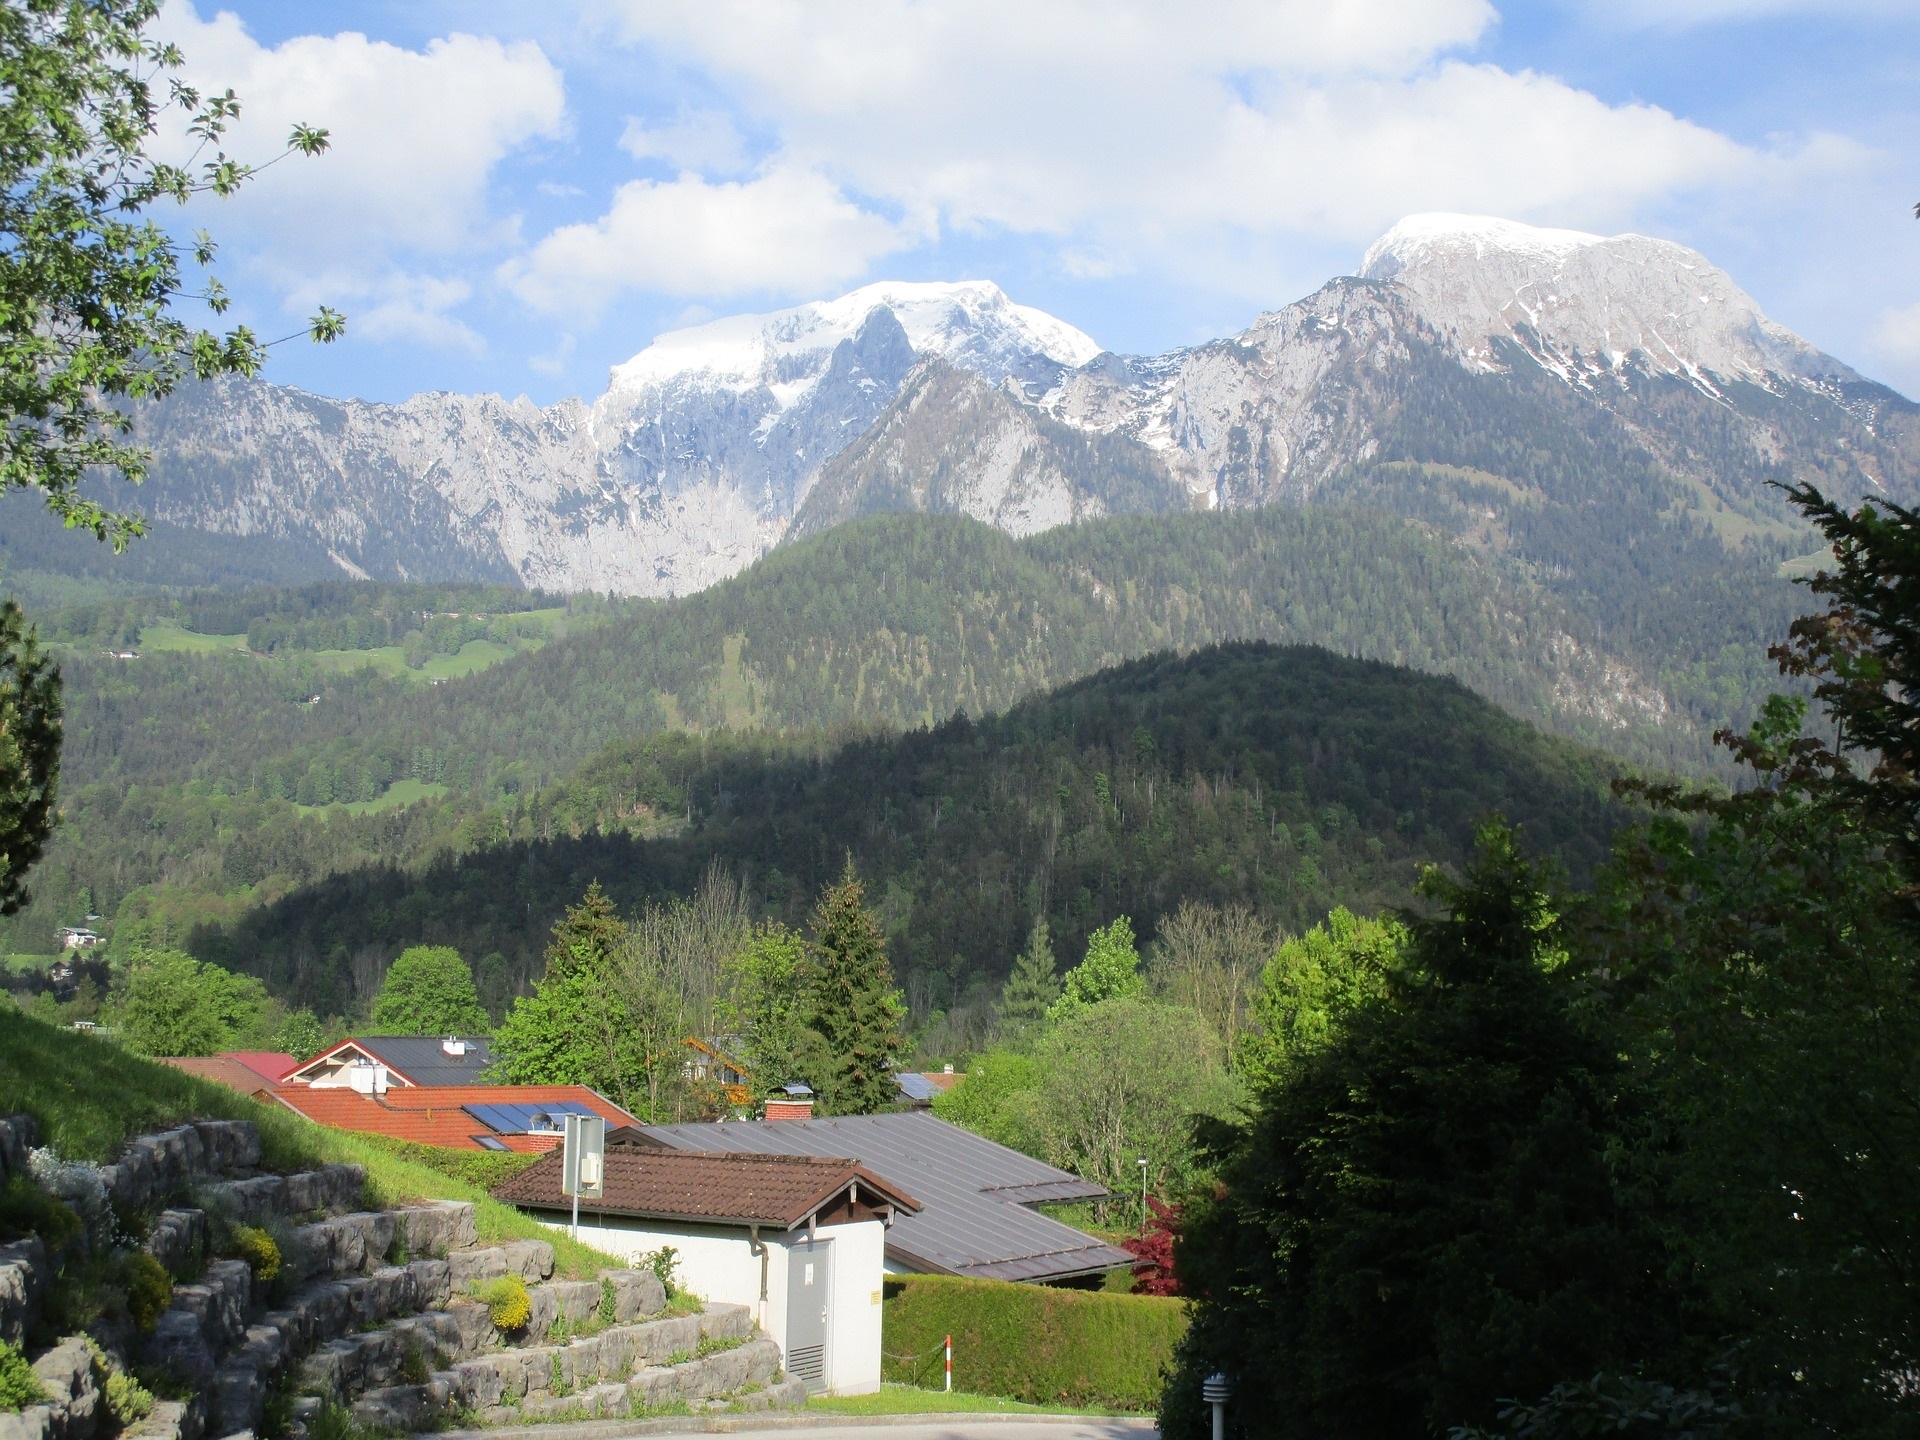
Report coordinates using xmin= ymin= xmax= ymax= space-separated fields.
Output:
xmin=493 ymin=1145 xmax=921 ymax=1229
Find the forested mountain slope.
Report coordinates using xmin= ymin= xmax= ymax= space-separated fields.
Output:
xmin=3 ymin=500 xmax=1796 ymax=956
xmin=189 ymin=643 xmax=1627 ymax=1022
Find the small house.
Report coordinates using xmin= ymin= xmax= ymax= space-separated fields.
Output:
xmin=493 ymin=1146 xmax=919 ymax=1396
xmin=281 ymin=1034 xmax=498 ymax=1089
xmin=640 ymin=1108 xmax=1134 ymax=1285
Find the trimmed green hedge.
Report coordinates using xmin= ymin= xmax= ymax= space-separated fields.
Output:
xmin=881 ymin=1274 xmax=1185 ymax=1412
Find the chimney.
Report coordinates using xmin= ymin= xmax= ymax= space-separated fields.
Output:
xmin=765 ymin=1083 xmax=814 ymax=1121
xmin=943 ymin=1064 xmax=954 ymax=1074
xmin=347 ymin=1060 xmax=389 ymax=1096
xmin=442 ymin=1036 xmax=469 ymax=1056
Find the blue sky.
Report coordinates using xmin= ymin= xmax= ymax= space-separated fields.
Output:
xmin=158 ymin=1 xmax=1920 ymax=406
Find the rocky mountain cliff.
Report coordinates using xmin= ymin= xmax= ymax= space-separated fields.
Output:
xmin=70 ymin=216 xmax=1920 ymax=597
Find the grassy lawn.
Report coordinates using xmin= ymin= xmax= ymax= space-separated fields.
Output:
xmin=294 ymin=778 xmax=448 ymax=818
xmin=809 ymin=1385 xmax=1143 ymax=1418
xmin=138 ymin=621 xmax=249 ymax=653
xmin=309 ymin=638 xmax=518 ymax=682
xmin=3 ymin=953 xmax=60 ymax=973
xmin=0 ymin=1007 xmax=620 ymax=1279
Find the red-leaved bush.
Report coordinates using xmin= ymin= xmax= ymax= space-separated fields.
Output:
xmin=1121 ymin=1196 xmax=1182 ymax=1296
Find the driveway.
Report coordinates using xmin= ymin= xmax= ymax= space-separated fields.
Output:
xmin=701 ymin=1421 xmax=1156 ymax=1440
xmin=434 ymin=1415 xmax=1159 ymax=1440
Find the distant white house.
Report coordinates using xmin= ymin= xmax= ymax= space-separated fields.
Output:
xmin=494 ymin=1143 xmax=919 ymax=1397
xmin=56 ymin=927 xmax=104 ymax=950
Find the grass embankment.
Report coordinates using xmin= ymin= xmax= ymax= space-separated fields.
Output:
xmin=882 ymin=1274 xmax=1184 ymax=1413
xmin=0 ymin=1009 xmax=616 ymax=1277
xmin=808 ymin=1384 xmax=1137 ymax=1417
xmin=292 ymin=778 xmax=449 ymax=819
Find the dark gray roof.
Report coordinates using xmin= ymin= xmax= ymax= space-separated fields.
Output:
xmin=894 ymin=1073 xmax=943 ymax=1103
xmin=354 ymin=1035 xmax=497 ymax=1086
xmin=643 ymin=1110 xmax=1132 ymax=1283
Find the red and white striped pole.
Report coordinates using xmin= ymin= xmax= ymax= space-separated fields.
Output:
xmin=944 ymin=1334 xmax=952 ymax=1392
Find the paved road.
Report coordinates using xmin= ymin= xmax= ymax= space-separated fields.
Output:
xmin=435 ymin=1411 xmax=1158 ymax=1440
xmin=692 ymin=1422 xmax=1155 ymax=1440
xmin=450 ymin=1415 xmax=1160 ymax=1440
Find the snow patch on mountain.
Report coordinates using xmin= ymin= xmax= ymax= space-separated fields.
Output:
xmin=608 ymin=280 xmax=1102 ymax=407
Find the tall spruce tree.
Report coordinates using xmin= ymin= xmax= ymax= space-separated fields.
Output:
xmin=800 ymin=863 xmax=905 ymax=1115
xmin=1166 ymin=825 xmax=1678 ymax=1439
xmin=998 ymin=918 xmax=1061 ymax=1038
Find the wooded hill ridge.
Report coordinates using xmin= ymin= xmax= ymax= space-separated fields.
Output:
xmin=0 ymin=492 xmax=1797 ymax=964
xmin=186 ymin=641 xmax=1627 ymax=1026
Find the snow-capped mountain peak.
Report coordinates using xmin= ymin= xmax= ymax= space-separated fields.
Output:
xmin=607 ymin=279 xmax=1103 ymax=408
xmin=1357 ymin=211 xmax=1841 ymax=392
xmin=1360 ymin=212 xmax=1610 ymax=279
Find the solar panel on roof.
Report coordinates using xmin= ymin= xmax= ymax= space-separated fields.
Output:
xmin=894 ymin=1073 xmax=941 ymax=1101
xmin=464 ymin=1100 xmax=599 ymax=1135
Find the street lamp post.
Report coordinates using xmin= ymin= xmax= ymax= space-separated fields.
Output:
xmin=1203 ymin=1372 xmax=1231 ymax=1440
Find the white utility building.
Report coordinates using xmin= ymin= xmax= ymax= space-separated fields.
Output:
xmin=494 ymin=1144 xmax=918 ymax=1396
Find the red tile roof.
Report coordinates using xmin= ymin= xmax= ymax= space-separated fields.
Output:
xmin=270 ymin=1084 xmax=637 ymax=1151
xmin=493 ymin=1146 xmax=920 ymax=1227
xmin=163 ymin=1056 xmax=281 ymax=1099
xmin=224 ymin=1051 xmax=298 ymax=1083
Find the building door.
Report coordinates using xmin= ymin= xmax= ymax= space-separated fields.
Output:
xmin=783 ymin=1236 xmax=832 ymax=1393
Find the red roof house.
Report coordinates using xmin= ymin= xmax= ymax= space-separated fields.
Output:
xmin=270 ymin=1083 xmax=638 ymax=1152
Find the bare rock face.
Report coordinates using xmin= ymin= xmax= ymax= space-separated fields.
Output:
xmin=110 ymin=221 xmax=1919 ymax=598
xmin=125 ymin=282 xmax=1103 ymax=599
xmin=791 ymin=358 xmax=1186 ymax=539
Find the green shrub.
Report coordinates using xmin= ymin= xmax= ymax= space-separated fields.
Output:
xmin=471 ymin=1274 xmax=531 ymax=1332
xmin=398 ymin=1340 xmax=428 ymax=1387
xmin=637 ymin=1246 xmax=679 ymax=1295
xmin=231 ymin=1225 xmax=282 ymax=1285
xmin=125 ymin=1251 xmax=173 ymax=1334
xmin=0 ymin=1338 xmax=45 ymax=1411
xmin=0 ymin=1177 xmax=81 ymax=1250
xmin=106 ymin=1368 xmax=155 ymax=1428
xmin=881 ymin=1274 xmax=1185 ymax=1412
xmin=596 ymin=1276 xmax=617 ymax=1326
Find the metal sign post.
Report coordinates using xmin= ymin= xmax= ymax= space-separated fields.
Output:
xmin=561 ymin=1112 xmax=605 ymax=1241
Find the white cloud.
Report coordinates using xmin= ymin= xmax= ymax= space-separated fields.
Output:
xmin=583 ymin=0 xmax=1832 ymax=300
xmin=501 ymin=163 xmax=920 ymax=312
xmin=1583 ymin=0 xmax=1912 ymax=28
xmin=156 ymin=4 xmax=566 ymax=259
xmin=620 ymin=109 xmax=750 ymax=173
xmin=1871 ymin=301 xmax=1920 ymax=367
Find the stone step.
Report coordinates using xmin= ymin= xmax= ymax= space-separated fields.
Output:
xmin=436 ymin=1302 xmax=754 ymax=1413
xmin=200 ymin=1166 xmax=365 ymax=1227
xmin=284 ymin=1201 xmax=484 ymax=1286
xmin=355 ymin=1334 xmax=794 ymax=1431
xmin=100 ymin=1122 xmax=261 ymax=1213
xmin=210 ymin=1259 xmax=654 ymax=1432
